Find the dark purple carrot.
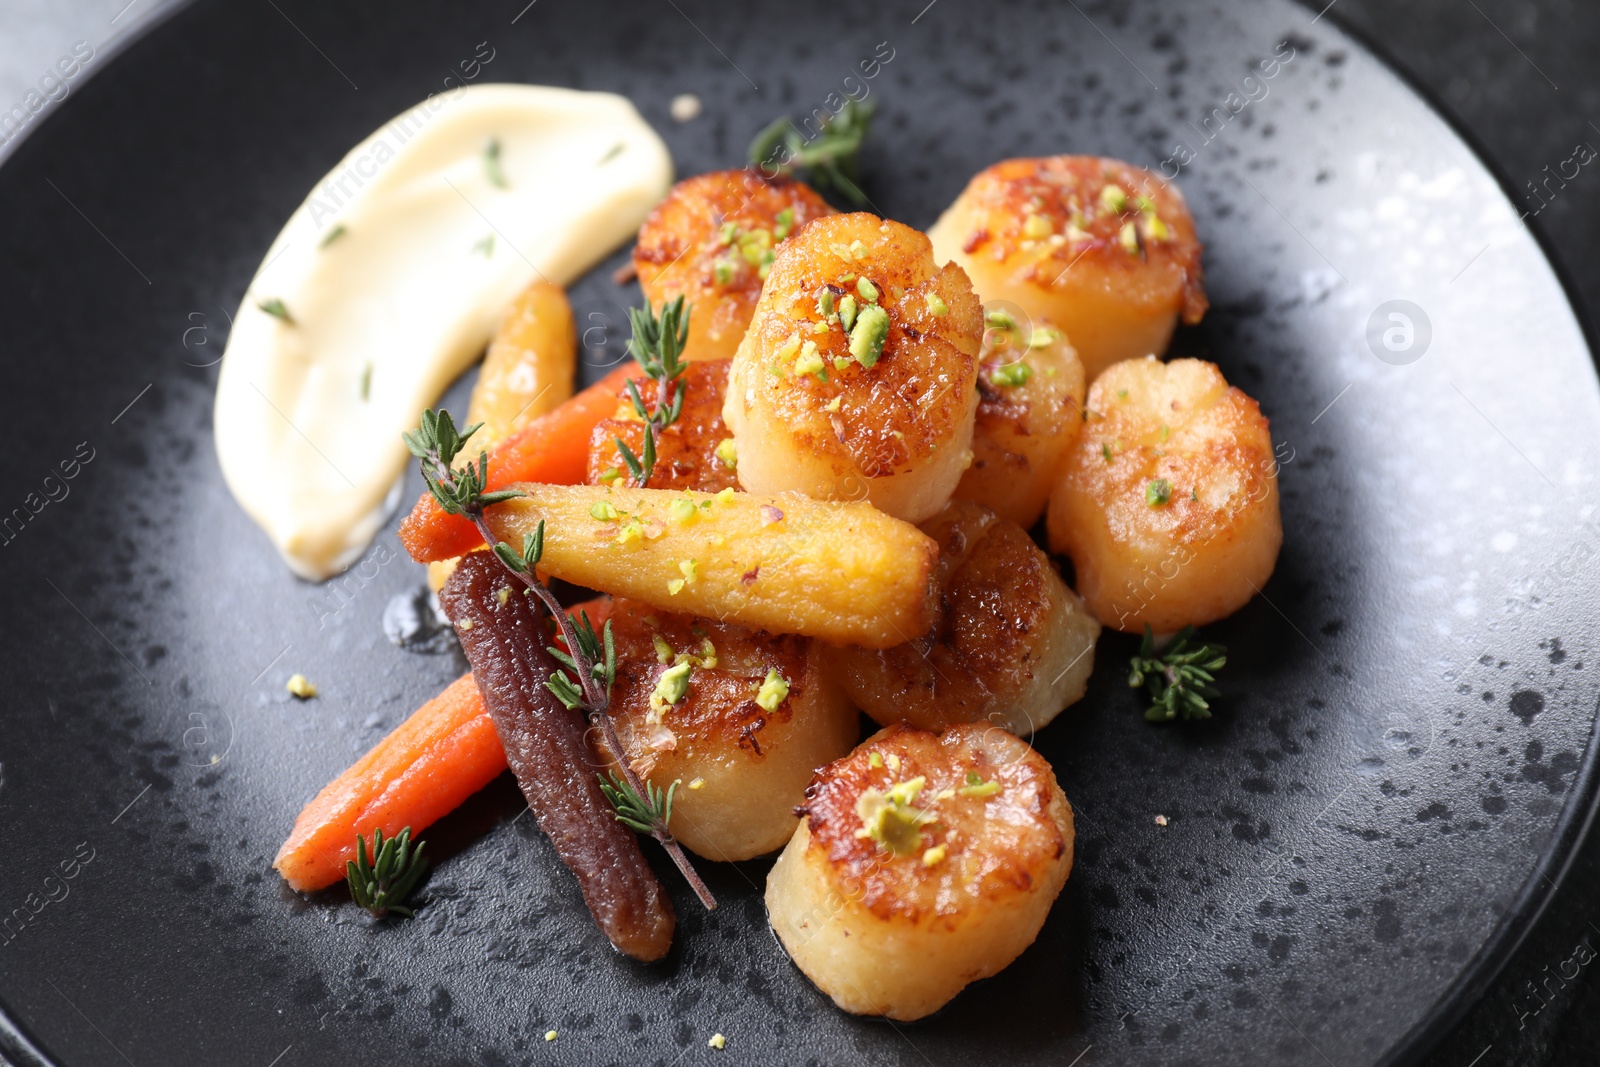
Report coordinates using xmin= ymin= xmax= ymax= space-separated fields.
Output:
xmin=438 ymin=552 xmax=675 ymax=962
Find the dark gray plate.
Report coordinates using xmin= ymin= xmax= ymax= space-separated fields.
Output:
xmin=1 ymin=1 xmax=1596 ymax=1064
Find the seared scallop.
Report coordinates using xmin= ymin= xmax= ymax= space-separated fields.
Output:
xmin=600 ymin=598 xmax=859 ymax=861
xmin=767 ymin=722 xmax=1073 ymax=1021
xmin=1047 ymin=356 xmax=1281 ymax=633
xmin=587 ymin=359 xmax=738 ymax=492
xmin=724 ymin=213 xmax=983 ymax=523
xmin=829 ymin=500 xmax=1098 ymax=735
xmin=927 ymin=156 xmax=1206 ymax=382
xmin=634 ymin=170 xmax=835 ymax=362
xmin=953 ymin=313 xmax=1086 ymax=529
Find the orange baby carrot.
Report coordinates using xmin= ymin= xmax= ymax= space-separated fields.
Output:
xmin=274 ymin=673 xmax=503 ymax=892
xmin=400 ymin=364 xmax=641 ymax=563
xmin=273 ymin=595 xmax=615 ymax=893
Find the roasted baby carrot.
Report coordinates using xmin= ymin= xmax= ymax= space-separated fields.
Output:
xmin=400 ymin=364 xmax=642 ymax=563
xmin=440 ymin=555 xmax=675 ymax=961
xmin=273 ymin=673 xmax=504 ymax=892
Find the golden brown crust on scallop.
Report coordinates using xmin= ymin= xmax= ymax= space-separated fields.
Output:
xmin=737 ymin=213 xmax=983 ymax=474
xmin=942 ymin=156 xmax=1206 ymax=322
xmin=606 ymin=597 xmax=808 ymax=767
xmin=1048 ymin=357 xmax=1282 ymax=631
xmin=602 ymin=597 xmax=859 ymax=860
xmin=799 ymin=722 xmax=1071 ymax=923
xmin=587 ymin=360 xmax=739 ymax=492
xmin=829 ymin=500 xmax=1099 ymax=734
xmin=634 ymin=170 xmax=836 ymax=361
xmin=954 ymin=327 xmax=1086 ymax=528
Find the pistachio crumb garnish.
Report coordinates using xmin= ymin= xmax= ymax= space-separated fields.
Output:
xmin=715 ymin=438 xmax=737 ymax=469
xmin=921 ymin=843 xmax=948 ymax=867
xmin=849 ymin=239 xmax=868 ymax=260
xmin=775 ymin=331 xmax=801 ymax=361
xmin=849 ymin=304 xmax=890 ymax=368
xmin=886 ymin=752 xmax=902 ymax=772
xmin=1119 ymin=220 xmax=1141 ymax=254
xmin=713 ymin=259 xmax=735 ymax=286
xmin=1099 ymin=183 xmax=1129 ymax=213
xmin=286 ymin=674 xmax=317 ymax=699
xmin=590 ymin=500 xmax=619 ymax=521
xmin=868 ymin=751 xmax=884 ymax=769
xmin=990 ymin=361 xmax=1031 ymax=388
xmin=958 ymin=770 xmax=1001 ymax=798
xmin=925 ymin=291 xmax=948 ymax=316
xmin=544 ymin=1030 xmax=558 ymax=1042
xmin=1022 ymin=213 xmax=1053 ymax=239
xmin=665 ymin=499 xmax=695 ymax=526
xmin=824 ymin=395 xmax=842 ymax=412
xmin=689 ymin=777 xmax=706 ymax=790
xmin=795 ymin=340 xmax=825 ymax=377
xmin=653 ymin=633 xmax=674 ymax=664
xmin=816 ymin=288 xmax=836 ymax=319
xmin=775 ymin=207 xmax=795 ymax=239
xmin=838 ymin=294 xmax=859 ymax=333
xmin=1027 ymin=326 xmax=1057 ymax=349
xmin=854 ymin=776 xmax=934 ymax=855
xmin=1145 ymin=478 xmax=1173 ymax=507
xmin=598 ymin=467 xmax=622 ymax=484
xmin=649 ymin=661 xmax=693 ymax=711
xmin=496 ymin=585 xmax=511 ymax=607
xmin=755 ymin=669 xmax=789 ymax=712
xmin=709 ymin=1033 xmax=727 ymax=1051
xmin=720 ymin=221 xmax=740 ymax=246
xmin=856 ymin=276 xmax=879 ymax=304
xmin=984 ymin=308 xmax=1016 ymax=331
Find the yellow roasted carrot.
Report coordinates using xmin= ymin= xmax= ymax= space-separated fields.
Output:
xmin=482 ymin=483 xmax=938 ymax=648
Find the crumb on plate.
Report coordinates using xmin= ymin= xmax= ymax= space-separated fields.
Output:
xmin=671 ymin=94 xmax=702 ymax=123
xmin=286 ymin=674 xmax=318 ymax=699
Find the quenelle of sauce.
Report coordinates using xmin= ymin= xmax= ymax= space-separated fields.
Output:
xmin=214 ymin=84 xmax=672 ymax=580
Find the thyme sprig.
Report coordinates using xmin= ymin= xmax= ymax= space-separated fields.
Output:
xmin=1128 ymin=626 xmax=1227 ymax=723
xmin=615 ymin=296 xmax=691 ymax=487
xmin=346 ymin=826 xmax=428 ymax=919
xmin=599 ymin=772 xmax=679 ymax=837
xmin=546 ymin=609 xmax=616 ymax=711
xmin=405 ymin=409 xmax=715 ymax=910
xmin=748 ymin=99 xmax=875 ymax=207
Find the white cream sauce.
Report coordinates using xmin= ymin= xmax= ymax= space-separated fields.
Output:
xmin=215 ymin=84 xmax=672 ymax=579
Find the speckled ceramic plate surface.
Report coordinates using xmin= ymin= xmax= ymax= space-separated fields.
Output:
xmin=1 ymin=1 xmax=1597 ymax=1064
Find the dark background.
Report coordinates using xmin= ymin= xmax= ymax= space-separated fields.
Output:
xmin=0 ymin=1 xmax=1596 ymax=1064
xmin=1331 ymin=3 xmax=1600 ymax=1063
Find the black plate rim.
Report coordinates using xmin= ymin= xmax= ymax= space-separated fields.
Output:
xmin=2 ymin=3 xmax=1597 ymax=1064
